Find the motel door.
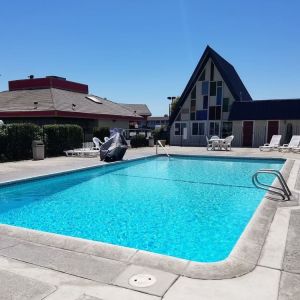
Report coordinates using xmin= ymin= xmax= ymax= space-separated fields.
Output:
xmin=267 ymin=121 xmax=279 ymax=143
xmin=243 ymin=121 xmax=253 ymax=147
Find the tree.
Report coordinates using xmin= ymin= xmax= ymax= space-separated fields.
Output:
xmin=170 ymin=96 xmax=180 ymax=114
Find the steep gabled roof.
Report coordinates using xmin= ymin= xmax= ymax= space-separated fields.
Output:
xmin=169 ymin=45 xmax=252 ymax=125
xmin=229 ymin=99 xmax=300 ymax=120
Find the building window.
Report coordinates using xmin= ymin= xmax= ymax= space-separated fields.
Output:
xmin=199 ymin=69 xmax=206 ymax=81
xmin=209 ymin=106 xmax=221 ymax=120
xmin=203 ymin=95 xmax=208 ymax=109
xmin=190 ymin=99 xmax=196 ymax=111
xmin=191 ymin=87 xmax=196 ymax=99
xmin=192 ymin=122 xmax=205 ymax=135
xmin=216 ymin=87 xmax=222 ymax=105
xmin=202 ymin=81 xmax=209 ymax=95
xmin=209 ymin=122 xmax=220 ymax=136
xmin=210 ymin=81 xmax=216 ymax=96
xmin=222 ymin=122 xmax=233 ymax=138
xmin=210 ymin=62 xmax=214 ymax=81
xmin=222 ymin=98 xmax=229 ymax=112
xmin=174 ymin=122 xmax=186 ymax=136
xmin=190 ymin=99 xmax=196 ymax=120
xmin=196 ymin=110 xmax=208 ymax=120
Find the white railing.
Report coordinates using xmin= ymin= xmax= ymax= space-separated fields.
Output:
xmin=156 ymin=140 xmax=170 ymax=157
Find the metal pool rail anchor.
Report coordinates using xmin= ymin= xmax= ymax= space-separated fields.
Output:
xmin=156 ymin=140 xmax=170 ymax=157
xmin=252 ymin=169 xmax=292 ymax=201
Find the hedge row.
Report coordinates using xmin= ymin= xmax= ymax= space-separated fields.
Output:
xmin=130 ymin=134 xmax=148 ymax=148
xmin=0 ymin=123 xmax=41 ymax=161
xmin=93 ymin=127 xmax=110 ymax=142
xmin=44 ymin=124 xmax=83 ymax=156
xmin=0 ymin=123 xmax=83 ymax=161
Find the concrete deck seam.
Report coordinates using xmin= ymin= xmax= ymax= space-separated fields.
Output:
xmin=161 ymin=274 xmax=181 ymax=298
xmin=0 ymin=242 xmax=23 ymax=252
xmin=280 ymin=269 xmax=300 ymax=276
xmin=40 ymin=285 xmax=58 ymax=300
xmin=256 ymin=264 xmax=283 ymax=272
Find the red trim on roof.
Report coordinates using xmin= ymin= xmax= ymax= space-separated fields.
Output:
xmin=0 ymin=110 xmax=141 ymax=120
xmin=9 ymin=77 xmax=89 ymax=94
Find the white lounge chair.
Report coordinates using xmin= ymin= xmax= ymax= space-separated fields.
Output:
xmin=65 ymin=139 xmax=101 ymax=157
xmin=221 ymin=135 xmax=234 ymax=151
xmin=278 ymin=135 xmax=300 ymax=152
xmin=259 ymin=135 xmax=282 ymax=151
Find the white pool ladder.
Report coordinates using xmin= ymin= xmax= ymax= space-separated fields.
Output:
xmin=252 ymin=169 xmax=291 ymax=201
xmin=156 ymin=140 xmax=170 ymax=157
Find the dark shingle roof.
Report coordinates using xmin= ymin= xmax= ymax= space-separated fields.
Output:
xmin=229 ymin=99 xmax=300 ymax=120
xmin=118 ymin=104 xmax=152 ymax=116
xmin=169 ymin=45 xmax=252 ymax=125
xmin=0 ymin=88 xmax=141 ymax=119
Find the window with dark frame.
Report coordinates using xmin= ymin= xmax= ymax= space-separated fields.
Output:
xmin=203 ymin=95 xmax=208 ymax=109
xmin=192 ymin=123 xmax=198 ymax=135
xmin=210 ymin=81 xmax=216 ymax=96
xmin=222 ymin=122 xmax=233 ymax=138
xmin=209 ymin=122 xmax=220 ymax=136
xmin=209 ymin=106 xmax=221 ymax=120
xmin=199 ymin=69 xmax=206 ymax=81
xmin=192 ymin=122 xmax=205 ymax=135
xmin=191 ymin=86 xmax=196 ymax=99
xmin=210 ymin=62 xmax=214 ymax=81
xmin=174 ymin=123 xmax=187 ymax=136
xmin=202 ymin=81 xmax=209 ymax=95
xmin=190 ymin=99 xmax=196 ymax=120
xmin=222 ymin=98 xmax=229 ymax=112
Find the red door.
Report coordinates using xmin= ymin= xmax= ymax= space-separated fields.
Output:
xmin=243 ymin=121 xmax=253 ymax=147
xmin=267 ymin=121 xmax=279 ymax=143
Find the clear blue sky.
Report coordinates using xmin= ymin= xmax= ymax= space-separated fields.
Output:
xmin=0 ymin=0 xmax=299 ymax=115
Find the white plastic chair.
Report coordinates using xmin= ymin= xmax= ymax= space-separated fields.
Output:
xmin=221 ymin=135 xmax=234 ymax=151
xmin=259 ymin=135 xmax=281 ymax=151
xmin=92 ymin=137 xmax=103 ymax=150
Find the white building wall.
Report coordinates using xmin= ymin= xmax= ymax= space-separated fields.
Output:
xmin=253 ymin=121 xmax=267 ymax=147
xmin=232 ymin=121 xmax=243 ymax=147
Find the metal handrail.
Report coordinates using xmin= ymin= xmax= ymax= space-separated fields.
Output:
xmin=156 ymin=140 xmax=170 ymax=157
xmin=252 ymin=169 xmax=291 ymax=201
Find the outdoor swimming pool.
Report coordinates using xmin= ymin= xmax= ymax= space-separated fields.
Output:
xmin=0 ymin=155 xmax=284 ymax=262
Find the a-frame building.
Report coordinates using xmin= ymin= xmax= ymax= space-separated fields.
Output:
xmin=169 ymin=45 xmax=252 ymax=146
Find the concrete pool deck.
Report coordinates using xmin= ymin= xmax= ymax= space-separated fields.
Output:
xmin=0 ymin=146 xmax=299 ymax=299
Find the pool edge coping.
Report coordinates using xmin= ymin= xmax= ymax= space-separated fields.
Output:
xmin=0 ymin=154 xmax=296 ymax=280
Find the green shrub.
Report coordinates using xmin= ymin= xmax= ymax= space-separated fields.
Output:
xmin=0 ymin=123 xmax=41 ymax=161
xmin=152 ymin=128 xmax=169 ymax=145
xmin=44 ymin=124 xmax=83 ymax=156
xmin=93 ymin=127 xmax=110 ymax=142
xmin=0 ymin=128 xmax=8 ymax=161
xmin=130 ymin=134 xmax=148 ymax=148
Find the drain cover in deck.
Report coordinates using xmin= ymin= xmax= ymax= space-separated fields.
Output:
xmin=129 ymin=274 xmax=157 ymax=287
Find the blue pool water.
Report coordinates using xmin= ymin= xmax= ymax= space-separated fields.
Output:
xmin=0 ymin=155 xmax=284 ymax=262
